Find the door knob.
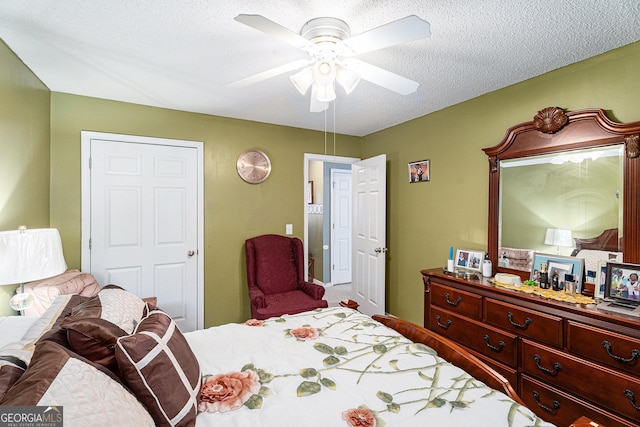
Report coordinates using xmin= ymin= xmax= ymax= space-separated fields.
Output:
xmin=374 ymin=247 xmax=388 ymax=254
xmin=187 ymin=250 xmax=195 ymax=257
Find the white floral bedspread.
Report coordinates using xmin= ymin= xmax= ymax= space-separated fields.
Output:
xmin=185 ymin=307 xmax=554 ymax=427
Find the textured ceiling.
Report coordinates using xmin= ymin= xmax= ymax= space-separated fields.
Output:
xmin=1 ymin=0 xmax=640 ymax=136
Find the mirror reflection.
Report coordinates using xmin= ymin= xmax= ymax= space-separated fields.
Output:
xmin=499 ymin=145 xmax=624 ymax=270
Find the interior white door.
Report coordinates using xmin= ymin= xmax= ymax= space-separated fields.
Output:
xmin=351 ymin=154 xmax=387 ymax=316
xmin=331 ymin=169 xmax=352 ymax=285
xmin=82 ymin=134 xmax=201 ymax=332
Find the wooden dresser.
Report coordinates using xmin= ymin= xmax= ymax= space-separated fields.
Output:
xmin=421 ymin=268 xmax=640 ymax=427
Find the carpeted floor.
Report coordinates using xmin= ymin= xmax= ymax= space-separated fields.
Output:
xmin=323 ymin=283 xmax=352 ymax=307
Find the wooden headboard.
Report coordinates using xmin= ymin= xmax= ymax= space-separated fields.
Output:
xmin=570 ymin=228 xmax=622 ymax=256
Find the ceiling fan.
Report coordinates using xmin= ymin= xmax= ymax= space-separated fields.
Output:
xmin=228 ymin=14 xmax=431 ymax=112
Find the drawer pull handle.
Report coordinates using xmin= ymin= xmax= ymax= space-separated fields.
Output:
xmin=444 ymin=292 xmax=462 ymax=307
xmin=507 ymin=312 xmax=532 ymax=329
xmin=533 ymin=354 xmax=562 ymax=376
xmin=532 ymin=390 xmax=561 ymax=414
xmin=602 ymin=340 xmax=640 ymax=363
xmin=624 ymin=390 xmax=640 ymax=412
xmin=483 ymin=334 xmax=505 ymax=352
xmin=435 ymin=315 xmax=452 ymax=330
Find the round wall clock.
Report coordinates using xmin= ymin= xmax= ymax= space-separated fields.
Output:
xmin=236 ymin=149 xmax=272 ymax=184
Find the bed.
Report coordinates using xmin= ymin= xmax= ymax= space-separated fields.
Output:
xmin=0 ymin=286 xmax=555 ymax=427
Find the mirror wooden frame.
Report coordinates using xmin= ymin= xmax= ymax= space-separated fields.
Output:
xmin=483 ymin=107 xmax=640 ymax=278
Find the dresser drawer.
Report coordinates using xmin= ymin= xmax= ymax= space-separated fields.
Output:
xmin=567 ymin=321 xmax=640 ymax=378
xmin=521 ymin=375 xmax=636 ymax=427
xmin=429 ymin=306 xmax=518 ymax=367
xmin=485 ymin=299 xmax=563 ymax=347
xmin=430 ymin=282 xmax=483 ymax=320
xmin=522 ymin=339 xmax=640 ymax=422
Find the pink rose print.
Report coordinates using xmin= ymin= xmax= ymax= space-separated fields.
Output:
xmin=244 ymin=319 xmax=264 ymax=327
xmin=291 ymin=327 xmax=319 ymax=340
xmin=198 ymin=370 xmax=261 ymax=413
xmin=342 ymin=408 xmax=377 ymax=427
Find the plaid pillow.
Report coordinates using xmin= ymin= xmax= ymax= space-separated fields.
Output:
xmin=115 ymin=308 xmax=200 ymax=427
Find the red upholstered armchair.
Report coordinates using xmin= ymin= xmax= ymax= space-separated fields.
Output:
xmin=245 ymin=234 xmax=328 ymax=320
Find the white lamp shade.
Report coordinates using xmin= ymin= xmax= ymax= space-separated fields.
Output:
xmin=0 ymin=228 xmax=67 ymax=285
xmin=544 ymin=228 xmax=573 ymax=247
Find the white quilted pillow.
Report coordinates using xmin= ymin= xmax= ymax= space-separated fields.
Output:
xmin=70 ymin=287 xmax=146 ymax=334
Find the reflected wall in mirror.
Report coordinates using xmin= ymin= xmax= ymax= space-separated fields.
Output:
xmin=499 ymin=146 xmax=624 ymax=259
xmin=484 ymin=107 xmax=640 ymax=277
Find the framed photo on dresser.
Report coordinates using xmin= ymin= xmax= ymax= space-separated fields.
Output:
xmin=530 ymin=253 xmax=585 ymax=292
xmin=455 ymin=249 xmax=484 ymax=272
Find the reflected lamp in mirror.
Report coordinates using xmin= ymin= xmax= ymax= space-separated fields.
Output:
xmin=0 ymin=227 xmax=67 ymax=312
xmin=544 ymin=228 xmax=573 ymax=255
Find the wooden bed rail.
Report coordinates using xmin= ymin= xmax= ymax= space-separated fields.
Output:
xmin=372 ymin=314 xmax=524 ymax=405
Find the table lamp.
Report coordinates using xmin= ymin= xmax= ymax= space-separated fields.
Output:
xmin=0 ymin=227 xmax=67 ymax=312
xmin=544 ymin=228 xmax=573 ymax=255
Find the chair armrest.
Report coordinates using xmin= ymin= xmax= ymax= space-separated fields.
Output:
xmin=248 ymin=287 xmax=266 ymax=309
xmin=299 ymin=281 xmax=325 ymax=300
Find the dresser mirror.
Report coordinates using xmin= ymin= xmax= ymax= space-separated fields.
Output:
xmin=483 ymin=107 xmax=640 ymax=277
xmin=500 ymin=145 xmax=623 ymax=266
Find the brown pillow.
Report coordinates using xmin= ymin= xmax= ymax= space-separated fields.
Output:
xmin=62 ymin=317 xmax=127 ymax=374
xmin=0 ymin=358 xmax=26 ymax=401
xmin=0 ymin=341 xmax=155 ymax=425
xmin=115 ymin=308 xmax=200 ymax=427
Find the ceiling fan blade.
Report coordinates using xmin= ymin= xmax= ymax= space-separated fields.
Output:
xmin=349 ymin=59 xmax=419 ymax=95
xmin=341 ymin=15 xmax=431 ymax=56
xmin=234 ymin=14 xmax=311 ymax=50
xmin=227 ymin=59 xmax=310 ymax=89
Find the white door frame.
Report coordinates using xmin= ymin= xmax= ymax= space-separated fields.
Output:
xmin=81 ymin=131 xmax=205 ymax=330
xmin=303 ymin=153 xmax=359 ymax=285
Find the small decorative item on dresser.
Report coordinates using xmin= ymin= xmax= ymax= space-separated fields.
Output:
xmin=482 ymin=253 xmax=492 ymax=277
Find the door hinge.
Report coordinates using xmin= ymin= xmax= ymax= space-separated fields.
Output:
xmin=89 ymin=238 xmax=92 ymax=250
xmin=89 ymin=157 xmax=92 ymax=169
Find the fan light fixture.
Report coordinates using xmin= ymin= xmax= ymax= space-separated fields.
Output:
xmin=288 ymin=18 xmax=362 ymax=110
xmin=229 ymin=14 xmax=431 ymax=113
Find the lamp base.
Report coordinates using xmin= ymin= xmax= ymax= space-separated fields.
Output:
xmin=9 ymin=290 xmax=33 ymax=312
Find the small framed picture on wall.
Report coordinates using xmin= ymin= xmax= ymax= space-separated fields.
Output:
xmin=408 ymin=160 xmax=430 ymax=183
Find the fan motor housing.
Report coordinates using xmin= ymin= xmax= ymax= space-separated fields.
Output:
xmin=300 ymin=17 xmax=351 ymax=43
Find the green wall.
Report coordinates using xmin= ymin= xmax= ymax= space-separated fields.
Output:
xmin=362 ymin=41 xmax=640 ymax=325
xmin=0 ymin=40 xmax=51 ymax=315
xmin=48 ymin=94 xmax=361 ymax=326
xmin=4 ymin=34 xmax=640 ymax=327
xmin=0 ymin=40 xmax=51 ymax=230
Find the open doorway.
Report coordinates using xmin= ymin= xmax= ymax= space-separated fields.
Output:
xmin=303 ymin=154 xmax=359 ymax=287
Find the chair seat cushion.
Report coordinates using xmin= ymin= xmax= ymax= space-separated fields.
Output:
xmin=255 ymin=290 xmax=328 ymax=320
